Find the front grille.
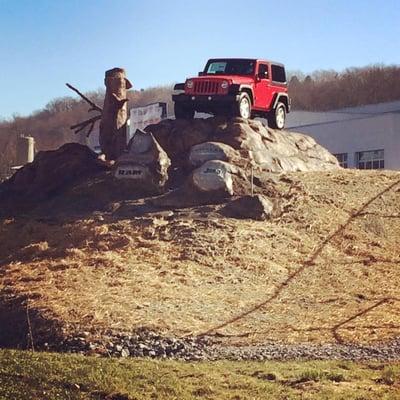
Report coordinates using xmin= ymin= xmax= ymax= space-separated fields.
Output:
xmin=194 ymin=80 xmax=219 ymax=94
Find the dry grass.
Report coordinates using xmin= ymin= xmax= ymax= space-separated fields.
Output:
xmin=0 ymin=169 xmax=399 ymax=345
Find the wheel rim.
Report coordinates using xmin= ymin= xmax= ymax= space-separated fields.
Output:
xmin=240 ymin=98 xmax=251 ymax=119
xmin=276 ymin=106 xmax=285 ymax=128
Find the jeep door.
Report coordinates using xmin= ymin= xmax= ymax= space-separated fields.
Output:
xmin=254 ymin=62 xmax=274 ymax=110
xmin=269 ymin=64 xmax=288 ymax=105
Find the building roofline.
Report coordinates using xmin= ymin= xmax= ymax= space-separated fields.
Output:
xmin=288 ymin=111 xmax=398 ymax=130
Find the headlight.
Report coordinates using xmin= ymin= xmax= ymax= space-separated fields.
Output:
xmin=186 ymin=80 xmax=194 ymax=89
xmin=221 ymin=81 xmax=229 ymax=89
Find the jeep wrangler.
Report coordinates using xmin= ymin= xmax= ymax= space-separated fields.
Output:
xmin=172 ymin=58 xmax=291 ymax=129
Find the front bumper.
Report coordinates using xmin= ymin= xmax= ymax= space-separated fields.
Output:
xmin=172 ymin=93 xmax=240 ymax=112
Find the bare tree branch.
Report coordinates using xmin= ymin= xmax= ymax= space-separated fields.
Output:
xmin=66 ymin=83 xmax=103 ymax=113
xmin=74 ymin=121 xmax=96 ymax=137
xmin=70 ymin=115 xmax=101 ymax=130
xmin=85 ymin=122 xmax=96 ymax=137
xmin=70 ymin=115 xmax=101 ymax=136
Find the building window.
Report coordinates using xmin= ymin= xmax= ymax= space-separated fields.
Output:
xmin=356 ymin=149 xmax=384 ymax=169
xmin=334 ymin=153 xmax=348 ymax=168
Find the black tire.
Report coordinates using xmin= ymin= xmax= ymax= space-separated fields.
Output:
xmin=174 ymin=102 xmax=195 ymax=119
xmin=234 ymin=92 xmax=252 ymax=119
xmin=268 ymin=102 xmax=286 ymax=129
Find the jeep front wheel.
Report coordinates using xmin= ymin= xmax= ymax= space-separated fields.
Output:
xmin=268 ymin=102 xmax=286 ymax=129
xmin=235 ymin=93 xmax=252 ymax=119
xmin=174 ymin=102 xmax=195 ymax=119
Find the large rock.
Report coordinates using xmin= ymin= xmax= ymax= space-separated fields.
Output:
xmin=222 ymin=194 xmax=278 ymax=221
xmin=190 ymin=160 xmax=236 ymax=196
xmin=147 ymin=117 xmax=340 ymax=173
xmin=151 ymin=160 xmax=254 ymax=209
xmin=188 ymin=142 xmax=241 ymax=168
xmin=145 ymin=118 xmax=213 ymax=166
xmin=2 ymin=143 xmax=108 ymax=199
xmin=114 ymin=129 xmax=170 ymax=192
xmin=211 ymin=119 xmax=340 ymax=172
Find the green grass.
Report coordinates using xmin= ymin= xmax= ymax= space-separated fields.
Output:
xmin=0 ymin=350 xmax=399 ymax=399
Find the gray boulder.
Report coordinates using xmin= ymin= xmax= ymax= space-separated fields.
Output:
xmin=188 ymin=142 xmax=241 ymax=168
xmin=190 ymin=160 xmax=237 ymax=196
xmin=222 ymin=194 xmax=278 ymax=221
xmin=211 ymin=119 xmax=340 ymax=172
xmin=114 ymin=129 xmax=171 ymax=191
xmin=151 ymin=160 xmax=246 ymax=208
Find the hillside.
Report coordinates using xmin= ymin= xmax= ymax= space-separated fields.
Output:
xmin=0 ymin=169 xmax=399 ymax=356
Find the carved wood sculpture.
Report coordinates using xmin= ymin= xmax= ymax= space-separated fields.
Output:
xmin=67 ymin=67 xmax=132 ymax=160
xmin=99 ymin=68 xmax=132 ymax=160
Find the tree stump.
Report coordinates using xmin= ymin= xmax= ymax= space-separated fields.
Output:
xmin=99 ymin=68 xmax=132 ymax=160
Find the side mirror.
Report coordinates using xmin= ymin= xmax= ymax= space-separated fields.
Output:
xmin=258 ymin=72 xmax=267 ymax=80
xmin=198 ymin=72 xmax=205 ymax=76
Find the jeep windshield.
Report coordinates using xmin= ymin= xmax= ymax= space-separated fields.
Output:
xmin=204 ymin=59 xmax=256 ymax=76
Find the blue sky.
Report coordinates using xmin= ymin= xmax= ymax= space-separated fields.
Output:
xmin=0 ymin=0 xmax=399 ymax=119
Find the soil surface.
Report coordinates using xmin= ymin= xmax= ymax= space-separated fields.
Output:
xmin=0 ymin=169 xmax=399 ymax=360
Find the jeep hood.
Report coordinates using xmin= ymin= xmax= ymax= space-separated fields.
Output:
xmin=188 ymin=75 xmax=254 ymax=85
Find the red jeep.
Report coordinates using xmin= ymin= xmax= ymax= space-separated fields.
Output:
xmin=172 ymin=58 xmax=291 ymax=129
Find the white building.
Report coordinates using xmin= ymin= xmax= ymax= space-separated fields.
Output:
xmin=286 ymin=101 xmax=400 ymax=170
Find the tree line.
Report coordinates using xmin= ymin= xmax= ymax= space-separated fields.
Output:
xmin=1 ymin=64 xmax=399 ymax=178
xmin=288 ymin=64 xmax=400 ymax=110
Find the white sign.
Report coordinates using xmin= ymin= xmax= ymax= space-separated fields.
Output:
xmin=128 ymin=102 xmax=167 ymax=141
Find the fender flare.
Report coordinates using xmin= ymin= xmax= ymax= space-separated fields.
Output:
xmin=272 ymin=93 xmax=290 ymax=112
xmin=173 ymin=83 xmax=185 ymax=91
xmin=229 ymin=84 xmax=254 ymax=103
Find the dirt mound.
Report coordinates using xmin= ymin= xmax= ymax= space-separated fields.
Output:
xmin=2 ymin=118 xmax=397 ymax=354
xmin=0 ymin=143 xmax=110 ymax=215
xmin=4 ymin=143 xmax=107 ymax=196
xmin=0 ymin=170 xmax=399 ymax=351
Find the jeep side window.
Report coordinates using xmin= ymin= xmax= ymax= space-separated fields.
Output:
xmin=258 ymin=64 xmax=269 ymax=79
xmin=271 ymin=65 xmax=286 ymax=83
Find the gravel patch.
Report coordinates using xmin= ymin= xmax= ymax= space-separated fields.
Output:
xmin=43 ymin=328 xmax=400 ymax=362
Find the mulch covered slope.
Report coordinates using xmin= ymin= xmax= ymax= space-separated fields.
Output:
xmin=0 ymin=169 xmax=399 ymax=348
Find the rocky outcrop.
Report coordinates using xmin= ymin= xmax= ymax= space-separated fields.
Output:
xmin=147 ymin=117 xmax=340 ymax=173
xmin=145 ymin=117 xmax=340 ymax=208
xmin=0 ymin=116 xmax=340 ymax=216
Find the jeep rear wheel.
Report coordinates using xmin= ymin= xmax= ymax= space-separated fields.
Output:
xmin=174 ymin=102 xmax=195 ymax=119
xmin=235 ymin=93 xmax=252 ymax=119
xmin=268 ymin=102 xmax=286 ymax=129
